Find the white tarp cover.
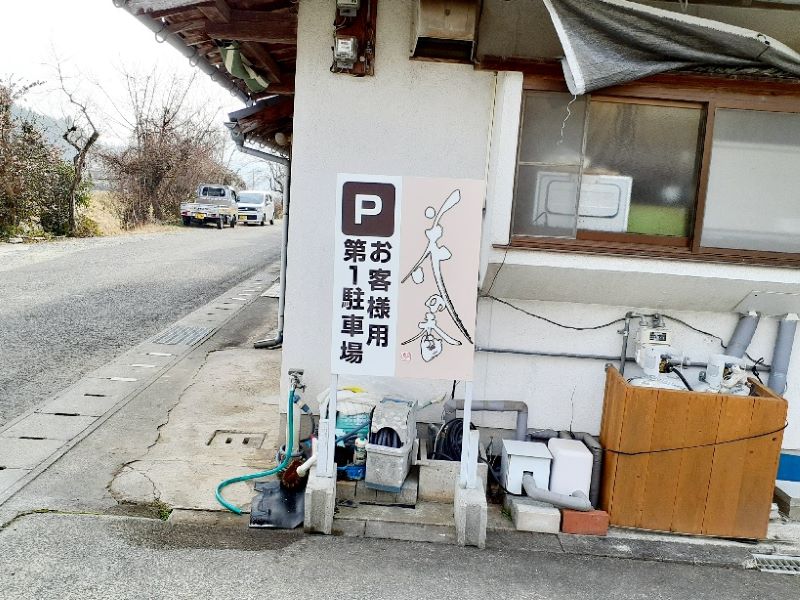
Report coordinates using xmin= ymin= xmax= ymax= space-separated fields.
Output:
xmin=542 ymin=0 xmax=800 ymax=95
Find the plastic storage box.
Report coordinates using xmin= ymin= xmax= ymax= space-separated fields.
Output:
xmin=501 ymin=440 xmax=552 ymax=495
xmin=548 ymin=438 xmax=593 ymax=497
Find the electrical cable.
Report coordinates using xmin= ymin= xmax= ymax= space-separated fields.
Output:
xmin=482 ymin=457 xmax=522 ymax=497
xmin=431 ymin=418 xmax=521 ymax=496
xmin=751 ymin=357 xmax=766 ymax=384
xmin=431 ymin=418 xmax=471 ymax=461
xmin=485 ymin=297 xmax=771 ymax=372
xmin=662 ymin=315 xmax=726 ymax=345
xmin=608 ymin=423 xmax=788 ymax=456
xmin=486 ymin=296 xmax=625 ymax=331
xmin=663 ymin=314 xmax=769 ymax=367
xmin=668 ymin=366 xmax=694 ymax=391
xmin=484 ymin=246 xmax=509 ymax=296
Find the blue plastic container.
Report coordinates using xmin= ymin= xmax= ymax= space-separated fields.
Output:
xmin=777 ymin=452 xmax=800 ymax=482
xmin=337 ymin=464 xmax=366 ymax=481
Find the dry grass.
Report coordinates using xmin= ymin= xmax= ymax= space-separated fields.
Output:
xmin=82 ymin=191 xmax=180 ymax=237
xmin=83 ymin=191 xmax=123 ymax=236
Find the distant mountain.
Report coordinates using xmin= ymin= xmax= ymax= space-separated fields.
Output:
xmin=10 ymin=105 xmax=73 ymax=160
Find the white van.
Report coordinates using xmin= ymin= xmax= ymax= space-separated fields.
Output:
xmin=237 ymin=190 xmax=277 ymax=226
xmin=180 ymin=184 xmax=239 ymax=229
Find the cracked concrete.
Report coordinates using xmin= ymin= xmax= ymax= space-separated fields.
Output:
xmin=110 ymin=346 xmax=283 ymax=512
xmin=0 ymin=266 xmax=281 ymax=528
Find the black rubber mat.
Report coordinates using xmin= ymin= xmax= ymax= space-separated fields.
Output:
xmin=249 ymin=481 xmax=305 ymax=529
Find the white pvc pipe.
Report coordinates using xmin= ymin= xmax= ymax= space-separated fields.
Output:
xmin=297 ymin=438 xmax=318 ymax=477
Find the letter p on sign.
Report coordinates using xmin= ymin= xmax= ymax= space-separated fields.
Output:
xmin=342 ymin=181 xmax=395 ymax=237
xmin=354 ymin=194 xmax=382 ymax=225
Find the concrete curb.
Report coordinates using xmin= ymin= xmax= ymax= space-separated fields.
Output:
xmin=160 ymin=507 xmax=765 ymax=570
xmin=0 ymin=273 xmax=276 ymax=506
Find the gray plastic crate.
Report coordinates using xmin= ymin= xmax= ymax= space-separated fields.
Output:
xmin=365 ymin=398 xmax=416 ymax=493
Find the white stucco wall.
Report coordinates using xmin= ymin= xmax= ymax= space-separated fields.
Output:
xmin=482 ymin=72 xmax=800 ymax=449
xmin=282 ymin=0 xmax=496 ymax=410
xmin=284 ymin=0 xmax=800 ymax=449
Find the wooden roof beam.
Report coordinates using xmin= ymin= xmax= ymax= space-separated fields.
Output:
xmin=205 ymin=20 xmax=296 ymax=44
xmin=240 ymin=42 xmax=283 ymax=83
xmin=167 ymin=18 xmax=206 ymax=35
xmin=196 ymin=0 xmax=289 ymax=82
xmin=229 ymin=7 xmax=296 ymax=22
xmin=251 ymin=80 xmax=295 ymax=96
xmin=198 ymin=0 xmax=231 ymax=22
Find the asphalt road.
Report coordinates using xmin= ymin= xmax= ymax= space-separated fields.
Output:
xmin=0 ymin=513 xmax=796 ymax=600
xmin=0 ymin=224 xmax=282 ymax=427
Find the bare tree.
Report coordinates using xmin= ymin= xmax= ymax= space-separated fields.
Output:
xmin=98 ymin=68 xmax=242 ymax=227
xmin=267 ymin=161 xmax=286 ymax=195
xmin=56 ymin=63 xmax=99 ymax=236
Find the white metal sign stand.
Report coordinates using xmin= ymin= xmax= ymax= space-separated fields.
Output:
xmin=317 ymin=375 xmax=339 ymax=478
xmin=459 ymin=381 xmax=479 ymax=489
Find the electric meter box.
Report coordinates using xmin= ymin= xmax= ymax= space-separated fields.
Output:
xmin=334 ymin=35 xmax=359 ymax=69
xmin=337 ymin=0 xmax=361 ymax=17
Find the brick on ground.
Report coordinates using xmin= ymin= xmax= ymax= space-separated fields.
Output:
xmin=561 ymin=509 xmax=609 ymax=536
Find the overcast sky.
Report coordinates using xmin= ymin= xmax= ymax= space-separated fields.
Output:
xmin=0 ymin=1 xmax=240 ymax=118
xmin=0 ymin=1 xmax=270 ymax=185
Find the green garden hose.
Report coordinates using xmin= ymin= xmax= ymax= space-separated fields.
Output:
xmin=215 ymin=385 xmax=296 ymax=514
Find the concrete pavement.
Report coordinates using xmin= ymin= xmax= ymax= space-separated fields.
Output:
xmin=1 ymin=229 xmax=799 ymax=598
xmin=0 ymin=260 xmax=282 ymax=524
xmin=0 ymin=225 xmax=281 ymax=427
xmin=1 ymin=512 xmax=797 ymax=600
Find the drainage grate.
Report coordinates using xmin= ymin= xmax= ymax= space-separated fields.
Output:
xmin=152 ymin=325 xmax=212 ymax=346
xmin=752 ymin=554 xmax=800 ymax=575
xmin=208 ymin=431 xmax=266 ymax=448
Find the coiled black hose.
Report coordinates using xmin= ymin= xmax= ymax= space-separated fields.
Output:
xmin=432 ymin=418 xmax=469 ymax=461
xmin=370 ymin=427 xmax=402 ymax=448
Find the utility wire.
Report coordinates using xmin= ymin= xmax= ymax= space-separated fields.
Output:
xmin=486 ymin=296 xmax=625 ymax=331
xmin=485 ymin=298 xmax=770 ymax=369
xmin=607 ymin=423 xmax=787 ymax=456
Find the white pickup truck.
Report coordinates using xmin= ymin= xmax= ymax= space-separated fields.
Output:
xmin=180 ymin=184 xmax=239 ymax=229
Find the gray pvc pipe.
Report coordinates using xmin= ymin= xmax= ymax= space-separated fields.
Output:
xmin=443 ymin=398 xmax=528 ymax=442
xmin=727 ymin=312 xmax=760 ymax=359
xmin=573 ymin=432 xmax=603 ymax=509
xmin=522 ymin=474 xmax=593 ymax=512
xmin=527 ymin=430 xmax=603 ymax=508
xmin=768 ymin=316 xmax=798 ymax=395
xmin=477 ymin=347 xmax=768 ymax=370
xmin=252 ymin=154 xmax=291 ymax=349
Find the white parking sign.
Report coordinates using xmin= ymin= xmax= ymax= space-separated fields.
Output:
xmin=331 ymin=174 xmax=484 ymax=381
